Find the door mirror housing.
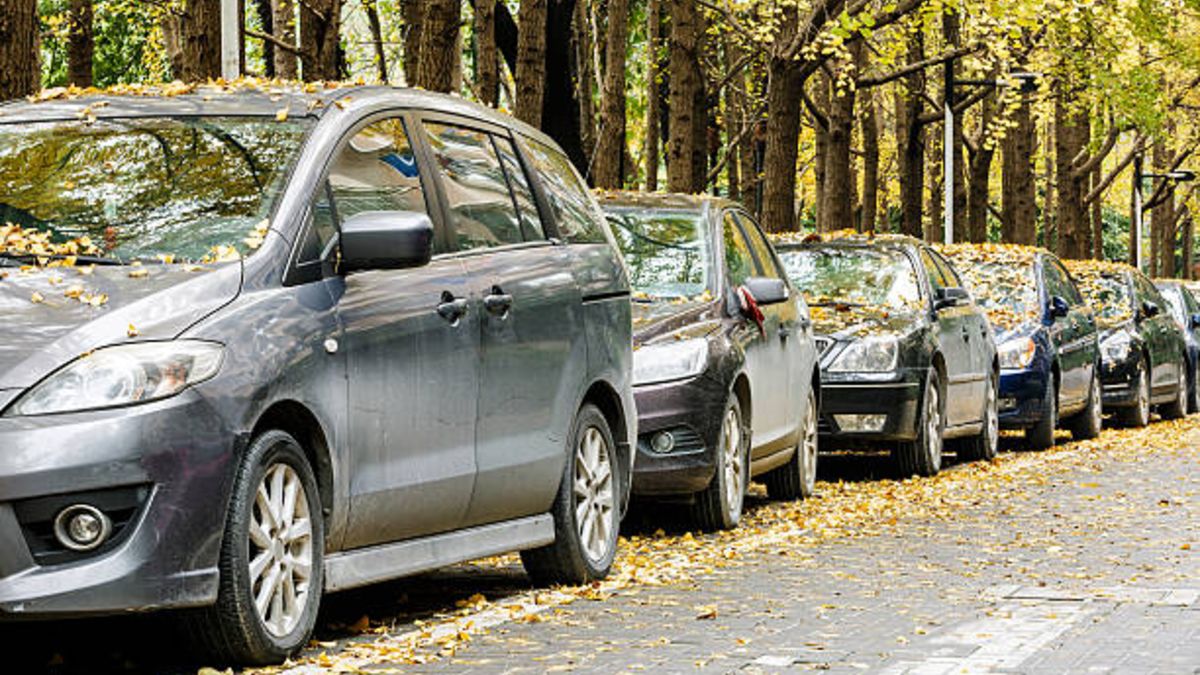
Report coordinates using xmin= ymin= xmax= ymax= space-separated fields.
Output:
xmin=1048 ymin=295 xmax=1070 ymax=319
xmin=742 ymin=276 xmax=788 ymax=306
xmin=933 ymin=286 xmax=969 ymax=311
xmin=1139 ymin=300 xmax=1160 ymax=321
xmin=340 ymin=210 xmax=434 ymax=273
xmin=1191 ymin=313 xmax=1200 ymax=329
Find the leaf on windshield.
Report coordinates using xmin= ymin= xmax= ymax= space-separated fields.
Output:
xmin=276 ymin=107 xmax=289 ymax=122
xmin=1063 ymin=259 xmax=1136 ymax=328
xmin=30 ymin=291 xmax=44 ymax=304
xmin=243 ymin=219 xmax=271 ymax=250
xmin=127 ymin=323 xmax=139 ymax=338
xmin=202 ymin=245 xmax=242 ymax=264
xmin=935 ymin=243 xmax=1040 ymax=331
xmin=1 ymin=222 xmax=102 ymax=260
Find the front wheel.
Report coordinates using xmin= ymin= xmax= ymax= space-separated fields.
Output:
xmin=691 ymin=396 xmax=747 ymax=531
xmin=959 ymin=370 xmax=998 ymax=462
xmin=1117 ymin=361 xmax=1152 ymax=428
xmin=1025 ymin=376 xmax=1057 ymax=450
xmin=187 ymin=430 xmax=325 ymax=666
xmin=1068 ymin=370 xmax=1103 ymax=440
xmin=895 ymin=369 xmax=944 ymax=477
xmin=522 ymin=404 xmax=619 ymax=585
xmin=763 ymin=388 xmax=819 ymax=500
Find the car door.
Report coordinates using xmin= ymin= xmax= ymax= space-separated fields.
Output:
xmin=735 ymin=210 xmax=802 ymax=446
xmin=416 ymin=117 xmax=585 ymax=528
xmin=328 ymin=114 xmax=480 ymax=549
xmin=1135 ymin=272 xmax=1183 ymax=397
xmin=719 ymin=211 xmax=791 ymax=456
xmin=1043 ymin=256 xmax=1092 ymax=408
xmin=919 ymin=248 xmax=977 ymax=427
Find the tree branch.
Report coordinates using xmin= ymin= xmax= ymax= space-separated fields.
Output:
xmin=1071 ymin=125 xmax=1120 ymax=179
xmin=246 ymin=28 xmax=303 ymax=55
xmin=856 ymin=44 xmax=981 ymax=88
xmin=1083 ymin=134 xmax=1146 ymax=205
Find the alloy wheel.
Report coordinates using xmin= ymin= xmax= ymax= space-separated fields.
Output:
xmin=926 ymin=381 xmax=943 ymax=468
xmin=1136 ymin=367 xmax=1150 ymax=422
xmin=800 ymin=394 xmax=819 ymax=494
xmin=984 ymin=377 xmax=999 ymax=456
xmin=573 ymin=426 xmax=615 ymax=564
xmin=721 ymin=407 xmax=745 ymax=517
xmin=1089 ymin=375 xmax=1103 ymax=429
xmin=249 ymin=463 xmax=314 ymax=638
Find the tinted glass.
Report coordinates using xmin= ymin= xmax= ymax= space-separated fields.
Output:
xmin=1160 ymin=285 xmax=1187 ymax=325
xmin=777 ymin=246 xmax=922 ymax=310
xmin=523 ymin=137 xmax=607 ymax=244
xmin=297 ymin=183 xmax=338 ymax=264
xmin=606 ymin=207 xmax=711 ymax=300
xmin=1044 ymin=258 xmax=1075 ymax=303
xmin=329 ymin=118 xmax=427 ymax=220
xmin=931 ymin=251 xmax=962 ymax=288
xmin=0 ymin=117 xmax=311 ymax=261
xmin=492 ymin=135 xmax=545 ymax=241
xmin=735 ymin=212 xmax=785 ymax=280
xmin=920 ymin=249 xmax=949 ymax=292
xmin=722 ymin=212 xmax=756 ymax=288
xmin=1078 ymin=272 xmax=1134 ymax=325
xmin=423 ymin=123 xmax=523 ymax=250
xmin=965 ymin=261 xmax=1039 ymax=322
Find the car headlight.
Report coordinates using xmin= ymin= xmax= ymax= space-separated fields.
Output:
xmin=998 ymin=336 xmax=1037 ymax=370
xmin=633 ymin=338 xmax=709 ymax=386
xmin=7 ymin=341 xmax=224 ymax=416
xmin=828 ymin=335 xmax=899 ymax=373
xmin=1101 ymin=331 xmax=1131 ymax=363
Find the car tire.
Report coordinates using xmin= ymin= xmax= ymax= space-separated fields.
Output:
xmin=692 ymin=396 xmax=748 ymax=531
xmin=895 ymin=369 xmax=944 ymax=477
xmin=522 ymin=403 xmax=619 ymax=586
xmin=1025 ymin=375 xmax=1057 ymax=450
xmin=1067 ymin=370 xmax=1103 ymax=440
xmin=764 ymin=388 xmax=819 ymax=500
xmin=1160 ymin=359 xmax=1188 ymax=420
xmin=959 ymin=370 xmax=998 ymax=462
xmin=1188 ymin=360 xmax=1200 ymax=415
xmin=1117 ymin=359 xmax=1152 ymax=428
xmin=186 ymin=430 xmax=325 ymax=666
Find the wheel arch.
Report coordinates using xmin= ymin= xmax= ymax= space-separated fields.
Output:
xmin=250 ymin=400 xmax=336 ymax=524
xmin=581 ymin=379 xmax=633 ymax=511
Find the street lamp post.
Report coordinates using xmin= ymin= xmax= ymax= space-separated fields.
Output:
xmin=221 ymin=0 xmax=240 ymax=81
xmin=942 ymin=68 xmax=1040 ymax=245
xmin=1131 ymin=167 xmax=1196 ymax=271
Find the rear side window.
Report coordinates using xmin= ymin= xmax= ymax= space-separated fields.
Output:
xmin=722 ymin=212 xmax=756 ymax=288
xmin=492 ymin=135 xmax=546 ymax=241
xmin=522 ymin=137 xmax=608 ymax=244
xmin=423 ymin=123 xmax=523 ymax=250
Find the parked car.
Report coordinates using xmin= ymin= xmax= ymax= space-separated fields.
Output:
xmin=599 ymin=192 xmax=819 ymax=531
xmin=0 ymin=83 xmax=637 ymax=664
xmin=772 ymin=232 xmax=998 ymax=477
xmin=1154 ymin=278 xmax=1200 ymax=413
xmin=937 ymin=244 xmax=1102 ymax=448
xmin=1064 ymin=260 xmax=1188 ymax=426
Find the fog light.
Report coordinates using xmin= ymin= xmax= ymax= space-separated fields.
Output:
xmin=650 ymin=431 xmax=675 ymax=454
xmin=1000 ymin=397 xmax=1018 ymax=411
xmin=53 ymin=504 xmax=112 ymax=552
xmin=833 ymin=414 xmax=887 ymax=432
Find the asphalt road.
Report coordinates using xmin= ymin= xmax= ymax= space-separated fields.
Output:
xmin=6 ymin=417 xmax=1199 ymax=675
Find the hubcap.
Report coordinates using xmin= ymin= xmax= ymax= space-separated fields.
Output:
xmin=926 ymin=382 xmax=942 ymax=467
xmin=1090 ymin=376 xmax=1102 ymax=428
xmin=984 ymin=379 xmax=998 ymax=454
xmin=721 ymin=407 xmax=745 ymax=515
xmin=573 ymin=426 xmax=615 ymax=564
xmin=1137 ymin=368 xmax=1150 ymax=420
xmin=249 ymin=463 xmax=313 ymax=638
xmin=801 ymin=394 xmax=818 ymax=493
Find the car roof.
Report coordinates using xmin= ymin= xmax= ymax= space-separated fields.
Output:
xmin=595 ymin=190 xmax=743 ymax=215
xmin=0 ymin=80 xmax=555 ymax=146
xmin=770 ymin=230 xmax=924 ymax=251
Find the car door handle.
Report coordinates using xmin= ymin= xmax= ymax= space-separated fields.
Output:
xmin=779 ymin=325 xmax=791 ymax=340
xmin=484 ymin=286 xmax=514 ymax=315
xmin=437 ymin=294 xmax=470 ymax=323
xmin=961 ymin=326 xmax=971 ymax=341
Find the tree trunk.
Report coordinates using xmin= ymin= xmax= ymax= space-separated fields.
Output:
xmin=475 ymin=0 xmax=498 ymax=105
xmin=573 ymin=1 xmax=596 ymax=166
xmin=514 ymin=0 xmax=548 ymax=126
xmin=643 ymin=0 xmax=663 ymax=191
xmin=166 ymin=0 xmax=222 ymax=82
xmin=965 ymin=93 xmax=995 ymax=242
xmin=1054 ymin=95 xmax=1089 ymax=260
xmin=67 ymin=0 xmax=94 ymax=87
xmin=943 ymin=10 xmax=966 ymax=242
xmin=736 ymin=55 xmax=759 ymax=212
xmin=811 ymin=72 xmax=829 ymax=229
xmin=860 ymin=89 xmax=879 ymax=232
xmin=666 ymin=0 xmax=704 ymax=193
xmin=821 ymin=65 xmax=855 ymax=232
xmin=271 ymin=0 xmax=297 ymax=79
xmin=256 ymin=0 xmax=276 ymax=78
xmin=402 ymin=0 xmax=423 ymax=83
xmin=364 ymin=0 xmax=388 ymax=82
xmin=1002 ymin=97 xmax=1037 ymax=244
xmin=895 ymin=32 xmax=926 ymax=238
xmin=415 ymin=0 xmax=458 ymax=91
xmin=1151 ymin=138 xmax=1176 ymax=277
xmin=1091 ymin=168 xmax=1104 ymax=260
xmin=723 ymin=35 xmax=742 ymax=201
xmin=0 ymin=0 xmax=38 ymax=99
xmin=1183 ymin=214 xmax=1194 ymax=278
xmin=760 ymin=6 xmax=802 ymax=232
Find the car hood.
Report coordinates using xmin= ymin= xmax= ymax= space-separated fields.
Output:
xmin=0 ymin=262 xmax=241 ymax=389
xmin=810 ymin=303 xmax=921 ymax=341
xmin=631 ymin=297 xmax=720 ymax=345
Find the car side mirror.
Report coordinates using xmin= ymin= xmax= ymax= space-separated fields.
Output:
xmin=1139 ymin=300 xmax=1160 ymax=321
xmin=742 ymin=276 xmax=788 ymax=306
xmin=1191 ymin=312 xmax=1200 ymax=329
xmin=934 ymin=286 xmax=969 ymax=311
xmin=1048 ymin=295 xmax=1070 ymax=319
xmin=340 ymin=210 xmax=434 ymax=273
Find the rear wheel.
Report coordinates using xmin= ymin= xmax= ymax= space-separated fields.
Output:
xmin=1160 ymin=359 xmax=1188 ymax=420
xmin=187 ymin=430 xmax=324 ymax=666
xmin=763 ymin=388 xmax=819 ymax=500
xmin=1188 ymin=360 xmax=1200 ymax=414
xmin=959 ymin=370 xmax=998 ymax=462
xmin=691 ymin=397 xmax=747 ymax=531
xmin=1025 ymin=376 xmax=1057 ymax=450
xmin=1117 ymin=361 xmax=1152 ymax=428
xmin=1068 ymin=370 xmax=1103 ymax=440
xmin=895 ymin=370 xmax=943 ymax=477
xmin=522 ymin=404 xmax=619 ymax=585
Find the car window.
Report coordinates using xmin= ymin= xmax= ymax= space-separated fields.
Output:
xmin=492 ymin=135 xmax=546 ymax=241
xmin=1134 ymin=272 xmax=1167 ymax=308
xmin=919 ymin=249 xmax=949 ymax=292
xmin=522 ymin=136 xmax=608 ymax=244
xmin=1160 ymin=285 xmax=1187 ymax=324
xmin=297 ymin=182 xmax=338 ymax=265
xmin=1043 ymin=258 xmax=1077 ymax=304
xmin=423 ymin=122 xmax=524 ymax=251
xmin=328 ymin=117 xmax=428 ymax=222
xmin=722 ymin=212 xmax=756 ymax=288
xmin=929 ymin=250 xmax=963 ymax=288
xmin=734 ymin=212 xmax=785 ymax=280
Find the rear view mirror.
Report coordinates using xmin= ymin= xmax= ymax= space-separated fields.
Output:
xmin=340 ymin=210 xmax=434 ymax=273
xmin=1140 ymin=300 xmax=1160 ymax=321
xmin=1048 ymin=295 xmax=1070 ymax=319
xmin=934 ymin=287 xmax=969 ymax=311
xmin=742 ymin=277 xmax=788 ymax=306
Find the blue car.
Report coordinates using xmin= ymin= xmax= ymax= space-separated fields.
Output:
xmin=939 ymin=245 xmax=1102 ymax=449
xmin=1154 ymin=278 xmax=1200 ymax=413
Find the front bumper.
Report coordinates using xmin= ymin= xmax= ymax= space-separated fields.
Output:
xmin=0 ymin=391 xmax=238 ymax=619
xmin=818 ymin=370 xmax=923 ymax=444
xmin=997 ymin=368 xmax=1050 ymax=428
xmin=630 ymin=375 xmax=726 ymax=497
xmin=1100 ymin=355 xmax=1141 ymax=408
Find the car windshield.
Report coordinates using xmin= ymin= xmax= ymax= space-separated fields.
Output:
xmin=777 ymin=246 xmax=922 ymax=310
xmin=1081 ymin=273 xmax=1134 ymax=324
xmin=961 ymin=261 xmax=1039 ymax=326
xmin=1160 ymin=286 xmax=1187 ymax=324
xmin=0 ymin=116 xmax=312 ymax=263
xmin=606 ymin=207 xmax=712 ymax=300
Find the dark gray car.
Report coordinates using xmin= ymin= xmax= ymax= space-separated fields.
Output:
xmin=0 ymin=83 xmax=636 ymax=664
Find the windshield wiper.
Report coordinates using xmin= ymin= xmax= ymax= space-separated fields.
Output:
xmin=808 ymin=300 xmax=865 ymax=308
xmin=0 ymin=251 xmax=126 ymax=266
